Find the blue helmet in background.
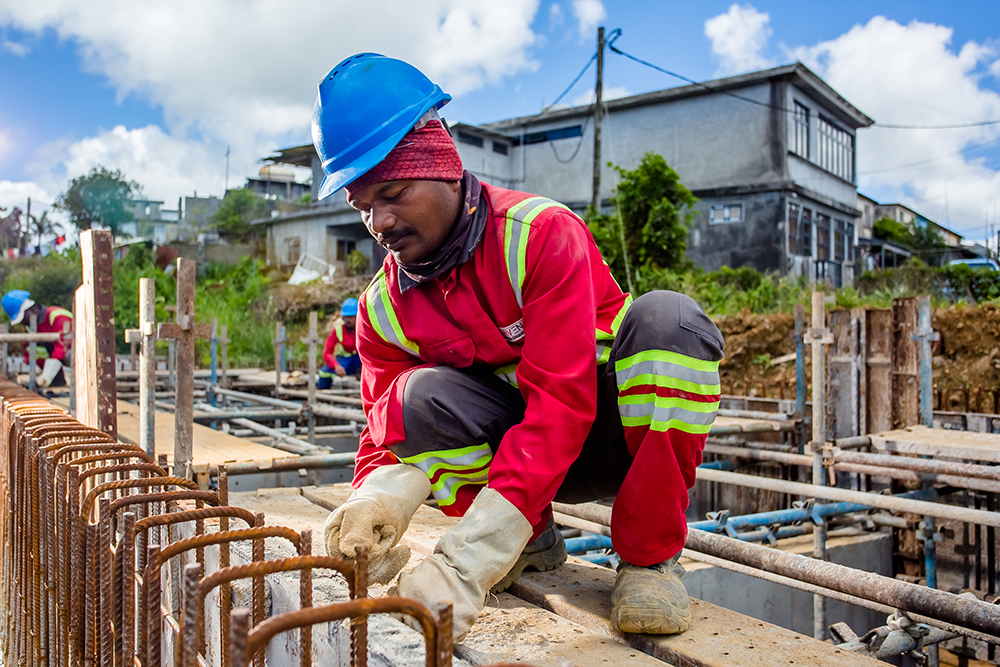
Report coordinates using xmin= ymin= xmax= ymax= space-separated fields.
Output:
xmin=341 ymin=298 xmax=359 ymax=317
xmin=2 ymin=290 xmax=34 ymax=325
xmin=312 ymin=53 xmax=451 ymax=200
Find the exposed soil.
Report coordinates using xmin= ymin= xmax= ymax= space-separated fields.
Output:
xmin=716 ymin=304 xmax=1000 ymax=400
xmin=269 ymin=274 xmax=373 ymax=319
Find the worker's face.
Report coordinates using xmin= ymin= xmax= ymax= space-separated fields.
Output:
xmin=349 ymin=179 xmax=462 ymax=265
xmin=343 ymin=315 xmax=357 ymax=328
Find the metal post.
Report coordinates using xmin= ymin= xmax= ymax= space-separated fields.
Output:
xmin=28 ymin=312 xmax=37 ymax=392
xmin=219 ymin=324 xmax=230 ymax=390
xmin=273 ymin=322 xmax=286 ymax=396
xmin=591 ymin=26 xmax=605 ymax=212
xmin=0 ymin=323 xmax=7 ymax=380
xmin=794 ymin=303 xmax=806 ymax=454
xmin=210 ymin=318 xmax=219 ymax=408
xmin=136 ymin=278 xmax=157 ymax=458
xmin=809 ymin=291 xmax=832 ymax=640
xmin=167 ymin=339 xmax=176 ymax=390
xmin=302 ymin=312 xmax=321 ymax=445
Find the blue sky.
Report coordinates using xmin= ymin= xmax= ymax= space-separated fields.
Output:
xmin=1 ymin=1 xmax=999 ymax=242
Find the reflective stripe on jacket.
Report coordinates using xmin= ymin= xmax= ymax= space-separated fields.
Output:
xmin=322 ymin=320 xmax=356 ymax=369
xmin=354 ymin=183 xmax=630 ymax=528
xmin=23 ymin=306 xmax=73 ymax=362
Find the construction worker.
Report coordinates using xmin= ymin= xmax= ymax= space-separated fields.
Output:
xmin=314 ymin=54 xmax=723 ymax=641
xmin=1 ymin=290 xmax=73 ymax=388
xmin=318 ymin=297 xmax=360 ymax=389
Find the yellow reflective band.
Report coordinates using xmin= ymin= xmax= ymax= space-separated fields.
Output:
xmin=620 ymin=415 xmax=717 ymax=435
xmin=597 ymin=294 xmax=632 ymax=341
xmin=616 ymin=348 xmax=720 ymax=375
xmin=618 ymin=393 xmax=721 ymax=413
xmin=400 ymin=442 xmax=492 ymax=466
xmin=436 ymin=477 xmax=489 ymax=507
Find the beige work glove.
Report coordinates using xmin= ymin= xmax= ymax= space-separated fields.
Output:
xmin=391 ymin=487 xmax=533 ymax=642
xmin=323 ymin=464 xmax=431 ymax=584
xmin=37 ymin=358 xmax=62 ymax=388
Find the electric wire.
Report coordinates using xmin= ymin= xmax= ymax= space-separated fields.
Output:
xmin=605 ymin=28 xmax=1000 ymax=131
xmin=860 ymin=135 xmax=1000 ymax=175
xmin=540 ymin=51 xmax=598 ymax=115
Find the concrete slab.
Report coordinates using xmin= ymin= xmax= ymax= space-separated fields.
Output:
xmin=300 ymin=483 xmax=882 ymax=667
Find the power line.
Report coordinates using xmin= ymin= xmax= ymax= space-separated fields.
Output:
xmin=860 ymin=135 xmax=1000 ymax=175
xmin=540 ymin=51 xmax=598 ymax=115
xmin=605 ymin=29 xmax=1000 ymax=131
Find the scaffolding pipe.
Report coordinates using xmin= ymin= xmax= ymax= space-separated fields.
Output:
xmin=192 ymin=383 xmax=302 ymax=411
xmin=679 ymin=548 xmax=1000 ymax=646
xmin=703 ymin=444 xmax=1000 ymax=494
xmin=696 ymin=468 xmax=1000 ymax=528
xmin=220 ymin=453 xmax=356 ymax=476
xmin=715 ymin=409 xmax=792 ymax=422
xmin=810 ymin=291 xmax=828 ymax=640
xmin=685 ymin=529 xmax=1000 ymax=638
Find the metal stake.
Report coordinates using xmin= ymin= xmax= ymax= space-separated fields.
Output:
xmin=808 ymin=291 xmax=833 ymax=640
xmin=301 ymin=312 xmax=322 ymax=445
xmin=124 ymin=278 xmax=158 ymax=458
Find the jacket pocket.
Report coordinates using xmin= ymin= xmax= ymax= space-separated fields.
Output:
xmin=421 ymin=333 xmax=476 ymax=367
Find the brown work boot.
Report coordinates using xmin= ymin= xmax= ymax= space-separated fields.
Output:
xmin=491 ymin=515 xmax=567 ymax=594
xmin=610 ymin=553 xmax=691 ymax=634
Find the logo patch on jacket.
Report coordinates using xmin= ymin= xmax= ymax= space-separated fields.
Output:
xmin=499 ymin=319 xmax=525 ymax=343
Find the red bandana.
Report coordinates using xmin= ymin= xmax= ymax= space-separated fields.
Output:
xmin=345 ymin=120 xmax=464 ymax=197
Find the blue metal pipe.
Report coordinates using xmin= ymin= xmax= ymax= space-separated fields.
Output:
xmin=578 ymin=552 xmax=613 ymax=566
xmin=566 ymin=535 xmax=614 ymax=554
xmin=210 ymin=327 xmax=219 ymax=408
xmin=697 ymin=460 xmax=733 ymax=471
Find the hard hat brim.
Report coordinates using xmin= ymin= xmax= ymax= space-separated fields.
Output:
xmin=10 ymin=299 xmax=34 ymax=325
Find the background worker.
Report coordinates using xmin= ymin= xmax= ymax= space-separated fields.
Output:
xmin=315 ymin=54 xmax=723 ymax=641
xmin=1 ymin=290 xmax=73 ymax=388
xmin=317 ymin=297 xmax=360 ymax=389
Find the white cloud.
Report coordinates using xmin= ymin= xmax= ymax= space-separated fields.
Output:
xmin=790 ymin=17 xmax=1000 ymax=237
xmin=572 ymin=86 xmax=631 ymax=106
xmin=571 ymin=0 xmax=605 ymax=42
xmin=0 ymin=180 xmax=53 ymax=211
xmin=2 ymin=36 xmax=29 ymax=56
xmin=704 ymin=4 xmax=774 ymax=76
xmin=549 ymin=3 xmax=564 ymax=27
xmin=0 ymin=0 xmax=544 ymax=204
xmin=0 ymin=129 xmax=13 ymax=160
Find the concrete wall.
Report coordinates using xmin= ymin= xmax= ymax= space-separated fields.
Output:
xmin=265 ymin=206 xmax=379 ymax=273
xmin=687 ymin=190 xmax=786 ymax=273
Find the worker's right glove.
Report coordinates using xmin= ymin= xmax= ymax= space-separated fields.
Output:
xmin=323 ymin=464 xmax=431 ymax=584
xmin=36 ymin=358 xmax=63 ymax=388
xmin=391 ymin=487 xmax=533 ymax=642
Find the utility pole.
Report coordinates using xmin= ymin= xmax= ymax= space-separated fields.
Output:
xmin=591 ymin=26 xmax=605 ymax=213
xmin=225 ymin=144 xmax=231 ymax=195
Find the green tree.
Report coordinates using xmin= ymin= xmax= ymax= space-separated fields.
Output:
xmin=585 ymin=153 xmax=698 ymax=285
xmin=53 ymin=166 xmax=140 ymax=236
xmin=873 ymin=215 xmax=947 ymax=266
xmin=873 ymin=216 xmax=912 ymax=247
xmin=25 ymin=211 xmax=63 ymax=255
xmin=210 ymin=188 xmax=268 ymax=242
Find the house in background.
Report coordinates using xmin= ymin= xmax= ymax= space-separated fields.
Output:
xmin=121 ymin=199 xmax=180 ymax=244
xmin=258 ymin=62 xmax=873 ymax=286
xmin=855 ymin=194 xmax=966 ymax=269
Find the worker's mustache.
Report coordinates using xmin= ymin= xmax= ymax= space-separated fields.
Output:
xmin=378 ymin=228 xmax=412 ymax=247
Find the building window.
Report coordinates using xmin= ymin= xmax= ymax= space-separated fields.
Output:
xmin=817 ymin=116 xmax=854 ymax=181
xmin=816 ymin=213 xmax=831 ymax=261
xmin=513 ymin=125 xmax=584 ymax=145
xmin=336 ymin=239 xmax=357 ymax=261
xmin=492 ymin=141 xmax=509 ymax=155
xmin=709 ymin=203 xmax=743 ymax=224
xmin=787 ymin=202 xmax=801 ymax=255
xmin=801 ymin=208 xmax=813 ymax=257
xmin=285 ymin=237 xmax=301 ymax=265
xmin=847 ymin=222 xmax=855 ymax=262
xmin=834 ymin=219 xmax=845 ymax=262
xmin=457 ymin=132 xmax=484 ymax=148
xmin=792 ymin=102 xmax=809 ymax=158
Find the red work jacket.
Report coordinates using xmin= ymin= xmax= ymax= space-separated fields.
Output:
xmin=322 ymin=321 xmax=357 ymax=368
xmin=354 ymin=183 xmax=631 ymax=528
xmin=23 ymin=306 xmax=73 ymax=363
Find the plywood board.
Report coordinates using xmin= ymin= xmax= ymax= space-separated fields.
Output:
xmin=871 ymin=425 xmax=1000 ymax=463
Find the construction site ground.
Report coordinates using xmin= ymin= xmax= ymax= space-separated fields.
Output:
xmin=718 ymin=303 xmax=1000 ymax=398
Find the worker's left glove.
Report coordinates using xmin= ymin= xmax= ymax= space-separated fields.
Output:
xmin=36 ymin=358 xmax=62 ymax=388
xmin=391 ymin=487 xmax=533 ymax=642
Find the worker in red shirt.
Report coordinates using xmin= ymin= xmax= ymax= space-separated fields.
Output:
xmin=314 ymin=55 xmax=723 ymax=641
xmin=2 ymin=290 xmax=73 ymax=388
xmin=318 ymin=298 xmax=360 ymax=389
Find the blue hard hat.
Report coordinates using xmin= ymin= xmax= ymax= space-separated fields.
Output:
xmin=341 ymin=298 xmax=359 ymax=317
xmin=312 ymin=53 xmax=451 ymax=200
xmin=2 ymin=290 xmax=34 ymax=324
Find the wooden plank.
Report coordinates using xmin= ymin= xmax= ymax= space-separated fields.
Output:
xmin=75 ymin=229 xmax=118 ymax=438
xmin=865 ymin=309 xmax=892 ymax=434
xmin=114 ymin=400 xmax=291 ymax=466
xmin=892 ymin=297 xmax=919 ymax=430
xmin=300 ymin=483 xmax=880 ymax=667
xmin=871 ymin=425 xmax=1000 ymax=463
